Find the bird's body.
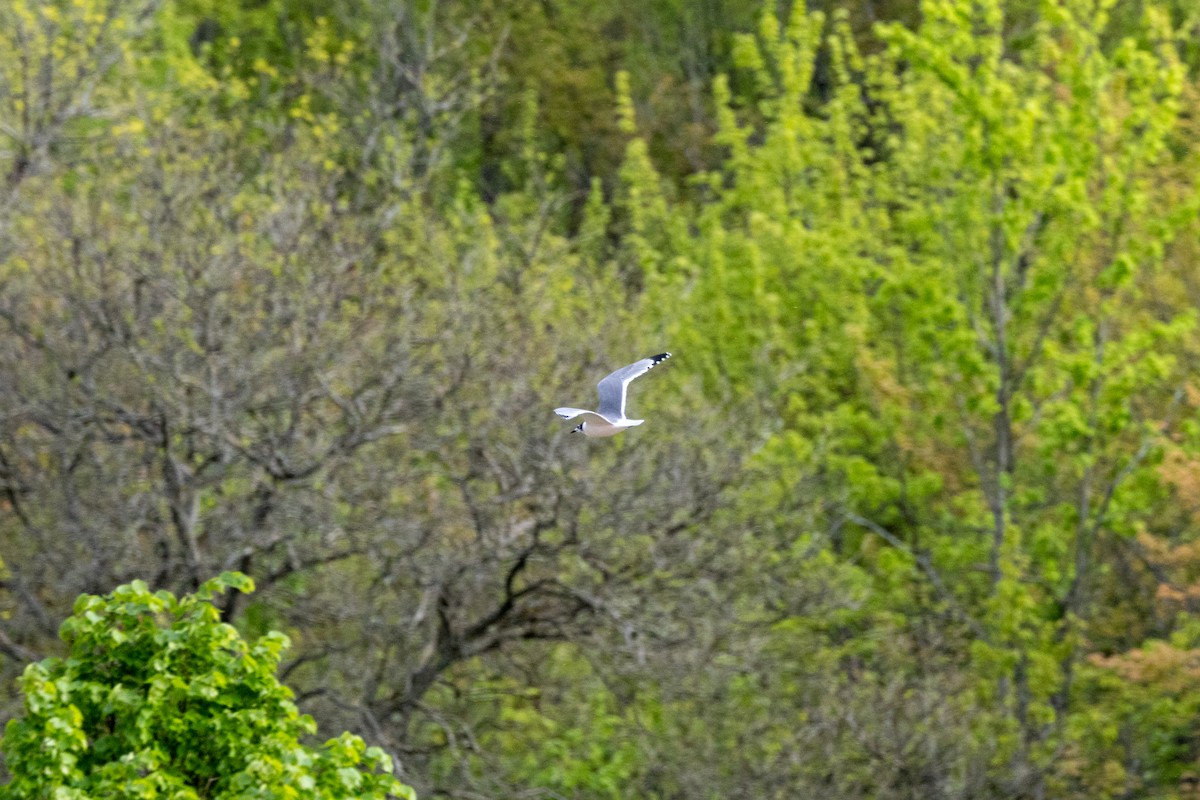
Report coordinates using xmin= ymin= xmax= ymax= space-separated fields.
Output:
xmin=555 ymin=353 xmax=671 ymax=437
xmin=553 ymin=410 xmax=643 ymax=437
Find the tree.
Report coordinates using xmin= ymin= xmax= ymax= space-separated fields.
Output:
xmin=0 ymin=572 xmax=415 ymax=799
xmin=0 ymin=3 xmax=738 ymax=795
xmin=608 ymin=0 xmax=1200 ymax=795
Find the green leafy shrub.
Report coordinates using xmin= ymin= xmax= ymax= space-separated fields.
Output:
xmin=0 ymin=572 xmax=414 ymax=800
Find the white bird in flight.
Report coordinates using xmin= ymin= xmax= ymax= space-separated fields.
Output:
xmin=555 ymin=353 xmax=672 ymax=437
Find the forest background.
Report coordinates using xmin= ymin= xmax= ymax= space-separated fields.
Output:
xmin=4 ymin=0 xmax=1200 ymax=797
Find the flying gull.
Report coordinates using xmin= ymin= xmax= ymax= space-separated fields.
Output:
xmin=555 ymin=353 xmax=672 ymax=437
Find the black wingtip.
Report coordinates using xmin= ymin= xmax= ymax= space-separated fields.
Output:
xmin=651 ymin=352 xmax=671 ymax=364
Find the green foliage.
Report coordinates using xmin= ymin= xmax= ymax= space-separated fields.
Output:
xmin=608 ymin=0 xmax=1200 ymax=794
xmin=6 ymin=0 xmax=1200 ymax=797
xmin=0 ymin=574 xmax=414 ymax=799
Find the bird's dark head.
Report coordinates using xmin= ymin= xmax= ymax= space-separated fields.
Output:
xmin=571 ymin=423 xmax=584 ymax=434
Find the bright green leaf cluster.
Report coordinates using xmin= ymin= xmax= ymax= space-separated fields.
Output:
xmin=0 ymin=574 xmax=414 ymax=800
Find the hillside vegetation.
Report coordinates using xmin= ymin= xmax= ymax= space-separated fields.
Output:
xmin=3 ymin=0 xmax=1200 ymax=797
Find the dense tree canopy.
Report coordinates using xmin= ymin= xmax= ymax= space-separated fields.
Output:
xmin=3 ymin=0 xmax=1200 ymax=797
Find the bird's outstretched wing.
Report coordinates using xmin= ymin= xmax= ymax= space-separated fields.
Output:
xmin=596 ymin=352 xmax=671 ymax=420
xmin=554 ymin=407 xmax=610 ymax=423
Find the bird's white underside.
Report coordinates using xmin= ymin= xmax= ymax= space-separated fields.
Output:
xmin=554 ymin=408 xmax=644 ymax=437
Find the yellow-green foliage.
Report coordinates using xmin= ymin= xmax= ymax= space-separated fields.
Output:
xmin=4 ymin=0 xmax=1200 ymax=798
